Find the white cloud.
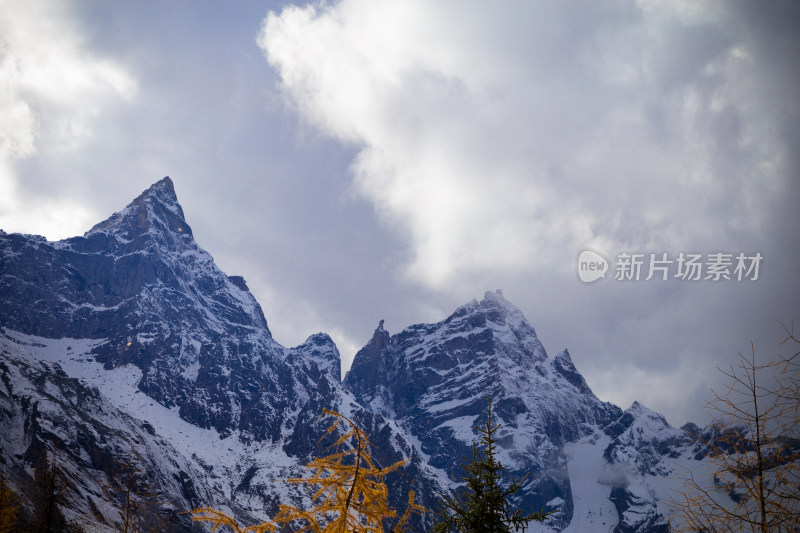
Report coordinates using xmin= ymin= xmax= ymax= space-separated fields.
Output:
xmin=0 ymin=0 xmax=136 ymax=237
xmin=0 ymin=170 xmax=96 ymax=238
xmin=259 ymin=0 xmax=788 ymax=288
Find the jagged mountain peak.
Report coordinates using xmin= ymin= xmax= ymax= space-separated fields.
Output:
xmin=604 ymin=400 xmax=678 ymax=443
xmin=347 ymin=290 xmax=617 ymax=419
xmin=137 ymin=175 xmax=179 ymax=204
xmin=0 ymin=175 xmax=278 ymax=416
xmin=85 ymin=176 xmax=193 ymax=245
xmin=456 ymin=289 xmax=517 ymax=317
xmin=624 ymin=401 xmax=675 ymax=433
xmin=344 ymin=291 xmax=624 ymax=524
xmin=345 ymin=291 xmax=559 ymax=401
xmin=550 ymin=348 xmax=595 ymax=396
xmin=369 ymin=319 xmax=390 ymax=344
xmin=288 ymin=332 xmax=342 ymax=380
xmin=440 ymin=289 xmax=547 ymax=366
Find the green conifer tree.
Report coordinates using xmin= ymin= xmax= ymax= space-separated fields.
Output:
xmin=433 ymin=397 xmax=554 ymax=533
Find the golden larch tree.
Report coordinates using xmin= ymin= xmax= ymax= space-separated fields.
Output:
xmin=192 ymin=408 xmax=424 ymax=532
xmin=0 ymin=467 xmax=19 ymax=533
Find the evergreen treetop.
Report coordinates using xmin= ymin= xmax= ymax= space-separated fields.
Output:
xmin=433 ymin=397 xmax=554 ymax=533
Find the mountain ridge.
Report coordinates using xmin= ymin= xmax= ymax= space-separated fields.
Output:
xmin=0 ymin=177 xmax=724 ymax=532
xmin=0 ymin=177 xmax=445 ymax=531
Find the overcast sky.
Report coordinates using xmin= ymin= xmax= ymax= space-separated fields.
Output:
xmin=1 ymin=0 xmax=798 ymax=427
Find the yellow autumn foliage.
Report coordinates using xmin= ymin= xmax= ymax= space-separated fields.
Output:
xmin=191 ymin=409 xmax=424 ymax=532
xmin=0 ymin=468 xmax=19 ymax=533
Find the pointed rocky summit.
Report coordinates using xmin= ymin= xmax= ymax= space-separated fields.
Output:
xmin=85 ymin=176 xmax=193 ymax=252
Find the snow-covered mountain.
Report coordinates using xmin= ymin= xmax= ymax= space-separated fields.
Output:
xmin=0 ymin=332 xmax=211 ymax=530
xmin=0 ymin=177 xmax=721 ymax=531
xmin=344 ymin=291 xmax=705 ymax=531
xmin=0 ymin=178 xmax=440 ymax=531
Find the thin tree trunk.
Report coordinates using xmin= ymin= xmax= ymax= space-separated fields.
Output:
xmin=341 ymin=437 xmax=362 ymax=532
xmin=749 ymin=347 xmax=768 ymax=533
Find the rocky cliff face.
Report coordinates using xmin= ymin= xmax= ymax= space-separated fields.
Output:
xmin=341 ymin=293 xmax=742 ymax=532
xmin=0 ymin=177 xmax=440 ymax=531
xmin=345 ymin=290 xmax=626 ymax=528
xmin=0 ymin=333 xmax=209 ymax=531
xmin=0 ymin=177 xmax=725 ymax=532
xmin=0 ymin=178 xmax=288 ymax=441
